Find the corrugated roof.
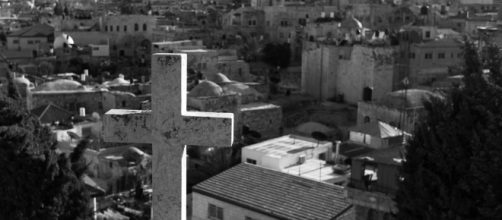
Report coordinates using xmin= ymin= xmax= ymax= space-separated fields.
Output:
xmin=193 ymin=163 xmax=351 ymax=220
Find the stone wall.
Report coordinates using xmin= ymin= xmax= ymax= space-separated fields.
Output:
xmin=302 ymin=44 xmax=396 ymax=104
xmin=357 ymin=101 xmax=421 ymax=133
xmin=239 ymin=103 xmax=283 ymax=139
xmin=32 ymin=89 xmax=144 ymax=115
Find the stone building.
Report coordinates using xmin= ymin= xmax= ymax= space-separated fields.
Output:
xmin=31 ymin=79 xmax=147 ymax=115
xmin=302 ymin=43 xmax=396 ymax=104
xmin=356 ymin=89 xmax=441 ymax=133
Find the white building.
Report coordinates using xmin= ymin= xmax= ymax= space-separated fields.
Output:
xmin=242 ymin=134 xmax=331 ymax=170
xmin=241 ymin=134 xmax=348 ymax=184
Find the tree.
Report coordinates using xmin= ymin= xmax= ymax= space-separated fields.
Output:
xmin=0 ymin=74 xmax=91 ymax=219
xmin=261 ymin=42 xmax=291 ymax=69
xmin=395 ymin=40 xmax=502 ymax=219
xmin=38 ymin=61 xmax=54 ymax=76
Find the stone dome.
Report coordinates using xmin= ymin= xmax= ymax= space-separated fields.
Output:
xmin=14 ymin=75 xmax=34 ymax=89
xmin=222 ymin=82 xmax=262 ymax=97
xmin=188 ymin=80 xmax=224 ymax=97
xmin=206 ymin=72 xmax=232 ymax=84
xmin=379 ymin=89 xmax=442 ymax=109
xmin=35 ymin=79 xmax=83 ymax=91
xmin=53 ymin=33 xmax=75 ymax=49
xmin=340 ymin=15 xmax=363 ymax=30
xmin=103 ymin=74 xmax=130 ymax=87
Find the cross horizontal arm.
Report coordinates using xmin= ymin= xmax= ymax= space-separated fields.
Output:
xmin=103 ymin=109 xmax=152 ymax=143
xmin=178 ymin=111 xmax=234 ymax=147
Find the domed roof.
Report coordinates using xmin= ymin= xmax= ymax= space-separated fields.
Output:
xmin=35 ymin=79 xmax=83 ymax=91
xmin=379 ymin=89 xmax=442 ymax=109
xmin=222 ymin=82 xmax=262 ymax=97
xmin=206 ymin=72 xmax=232 ymax=84
xmin=103 ymin=74 xmax=130 ymax=87
xmin=341 ymin=15 xmax=363 ymax=30
xmin=53 ymin=33 xmax=75 ymax=49
xmin=188 ymin=80 xmax=223 ymax=98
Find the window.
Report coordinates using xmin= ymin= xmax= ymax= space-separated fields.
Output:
xmin=109 ymin=25 xmax=113 ymax=32
xmin=425 ymin=53 xmax=433 ymax=59
xmin=364 ymin=116 xmax=370 ymax=123
xmin=246 ymin=158 xmax=257 ymax=164
xmin=438 ymin=53 xmax=445 ymax=59
xmin=143 ymin=23 xmax=147 ymax=31
xmin=318 ymin=153 xmax=326 ymax=160
xmin=13 ymin=39 xmax=19 ymax=44
xmin=245 ymin=217 xmax=259 ymax=220
xmin=208 ymin=204 xmax=223 ymax=220
xmin=124 ymin=25 xmax=127 ymax=32
xmin=409 ymin=52 xmax=415 ymax=59
xmin=425 ymin=31 xmax=431 ymax=38
xmin=105 ymin=25 xmax=108 ymax=31
xmin=27 ymin=40 xmax=33 ymax=44
xmin=135 ymin=23 xmax=139 ymax=31
xmin=116 ymin=25 xmax=119 ymax=32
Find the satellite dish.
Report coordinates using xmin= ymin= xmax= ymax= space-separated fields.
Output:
xmin=311 ymin=131 xmax=328 ymax=141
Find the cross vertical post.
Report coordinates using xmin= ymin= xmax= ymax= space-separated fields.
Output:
xmin=103 ymin=53 xmax=234 ymax=220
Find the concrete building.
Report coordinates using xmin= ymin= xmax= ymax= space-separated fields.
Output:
xmin=302 ymin=44 xmax=396 ymax=104
xmin=6 ymin=24 xmax=54 ymax=53
xmin=346 ymin=147 xmax=402 ymax=220
xmin=192 ymin=163 xmax=353 ymax=220
xmin=408 ymin=38 xmax=463 ymax=85
xmin=241 ymin=134 xmax=349 ymax=183
xmin=222 ymin=7 xmax=266 ymax=37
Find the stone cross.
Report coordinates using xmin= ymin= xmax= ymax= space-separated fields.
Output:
xmin=103 ymin=53 xmax=234 ymax=220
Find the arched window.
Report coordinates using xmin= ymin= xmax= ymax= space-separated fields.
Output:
xmin=143 ymin=23 xmax=147 ymax=31
xmin=364 ymin=116 xmax=370 ymax=123
xmin=109 ymin=25 xmax=113 ymax=32
xmin=134 ymin=23 xmax=139 ymax=31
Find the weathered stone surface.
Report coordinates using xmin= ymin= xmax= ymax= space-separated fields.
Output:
xmin=103 ymin=53 xmax=234 ymax=220
xmin=103 ymin=109 xmax=152 ymax=143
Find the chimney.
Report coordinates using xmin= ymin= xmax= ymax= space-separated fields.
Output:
xmin=84 ymin=69 xmax=89 ymax=76
xmin=334 ymin=140 xmax=341 ymax=163
xmin=321 ymin=12 xmax=326 ymax=18
xmin=79 ymin=107 xmax=86 ymax=117
xmin=330 ymin=12 xmax=335 ymax=18
xmin=80 ymin=74 xmax=86 ymax=82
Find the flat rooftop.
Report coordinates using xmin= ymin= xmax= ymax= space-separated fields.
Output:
xmin=283 ymin=158 xmax=348 ymax=184
xmin=244 ymin=134 xmax=331 ymax=157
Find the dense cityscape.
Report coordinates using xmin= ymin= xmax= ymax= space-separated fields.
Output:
xmin=1 ymin=0 xmax=502 ymax=219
